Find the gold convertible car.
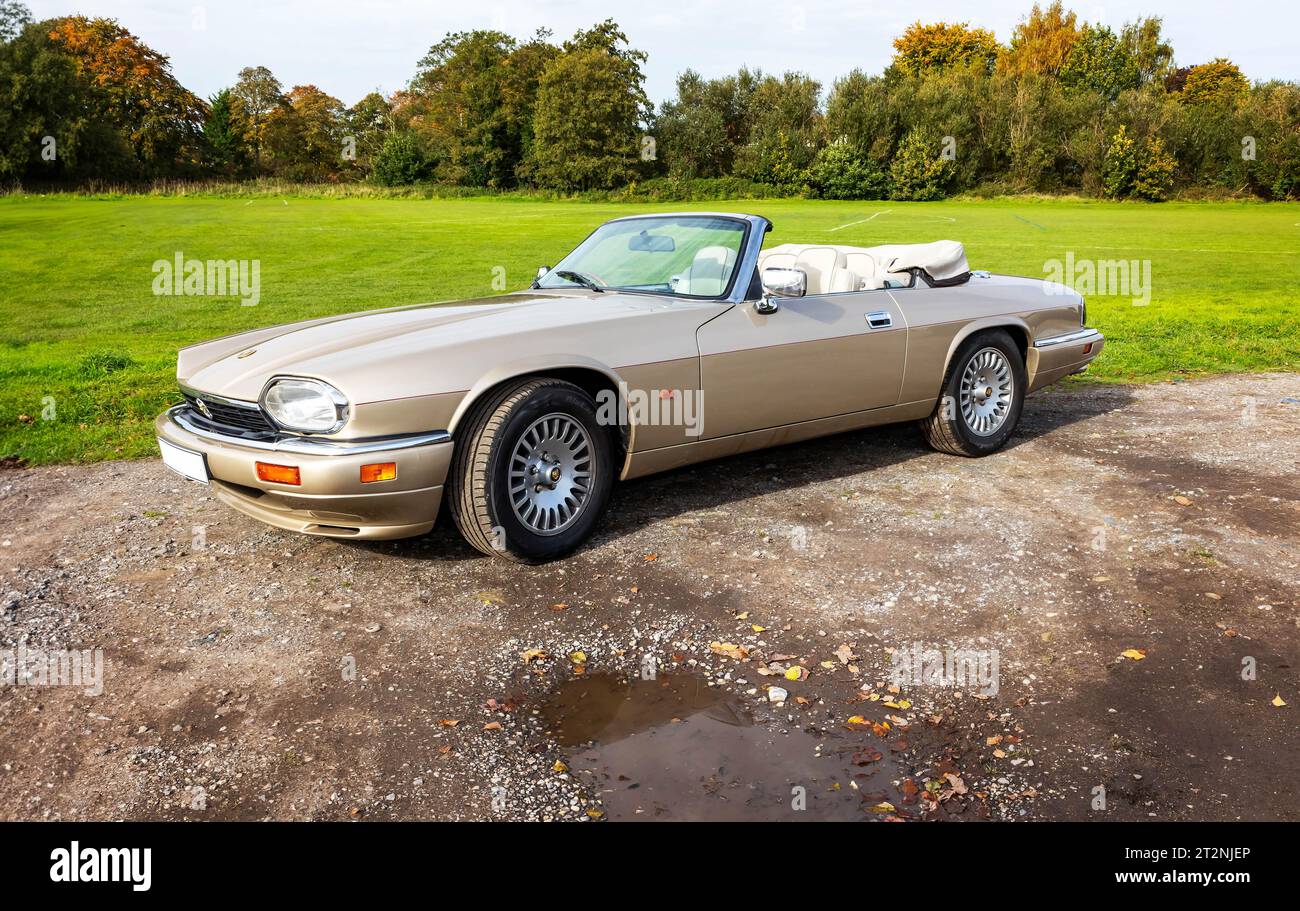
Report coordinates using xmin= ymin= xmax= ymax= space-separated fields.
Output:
xmin=157 ymin=212 xmax=1102 ymax=561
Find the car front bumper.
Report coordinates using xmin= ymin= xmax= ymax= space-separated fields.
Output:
xmin=155 ymin=405 xmax=453 ymax=540
xmin=1029 ymin=328 xmax=1105 ymax=392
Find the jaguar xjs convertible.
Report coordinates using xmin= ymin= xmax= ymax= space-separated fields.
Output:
xmin=156 ymin=212 xmax=1103 ymax=561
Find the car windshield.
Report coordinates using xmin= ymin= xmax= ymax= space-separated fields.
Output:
xmin=537 ymin=215 xmax=747 ymax=298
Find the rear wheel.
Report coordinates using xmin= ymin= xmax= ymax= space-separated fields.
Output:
xmin=920 ymin=329 xmax=1026 ymax=457
xmin=447 ymin=377 xmax=614 ymax=562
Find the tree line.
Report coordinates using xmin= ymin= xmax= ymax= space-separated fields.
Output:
xmin=1 ymin=1 xmax=1296 ymax=200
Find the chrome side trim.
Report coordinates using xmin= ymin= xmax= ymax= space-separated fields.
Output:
xmin=168 ymin=406 xmax=450 ymax=455
xmin=1033 ymin=328 xmax=1103 ymax=349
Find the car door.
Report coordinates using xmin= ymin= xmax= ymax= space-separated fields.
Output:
xmin=695 ymin=281 xmax=906 ymax=440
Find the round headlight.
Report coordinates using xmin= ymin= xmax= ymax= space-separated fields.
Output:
xmin=260 ymin=378 xmax=348 ymax=433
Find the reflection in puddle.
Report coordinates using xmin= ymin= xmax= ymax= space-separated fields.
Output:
xmin=540 ymin=672 xmax=900 ymax=821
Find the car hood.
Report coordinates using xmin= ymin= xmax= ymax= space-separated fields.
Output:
xmin=180 ymin=290 xmax=724 ymax=404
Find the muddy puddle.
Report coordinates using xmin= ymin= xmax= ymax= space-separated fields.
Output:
xmin=539 ymin=672 xmax=904 ymax=821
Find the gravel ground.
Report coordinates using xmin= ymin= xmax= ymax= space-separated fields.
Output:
xmin=1 ymin=373 xmax=1297 ymax=821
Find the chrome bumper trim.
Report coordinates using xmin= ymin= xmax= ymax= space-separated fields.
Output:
xmin=1033 ymin=328 xmax=1103 ymax=349
xmin=166 ymin=406 xmax=450 ymax=455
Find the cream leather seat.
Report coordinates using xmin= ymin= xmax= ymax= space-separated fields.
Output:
xmin=677 ymin=244 xmax=737 ymax=296
xmin=758 ymin=244 xmax=860 ymax=295
xmin=757 ymin=240 xmax=969 ymax=293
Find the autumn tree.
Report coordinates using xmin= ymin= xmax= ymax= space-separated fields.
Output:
xmin=231 ymin=65 xmax=285 ymax=166
xmin=262 ymin=84 xmax=346 ymax=180
xmin=1000 ymin=2 xmax=1080 ymax=77
xmin=891 ymin=21 xmax=1001 ymax=75
xmin=0 ymin=16 xmax=129 ymax=180
xmin=1179 ymin=59 xmax=1250 ymax=105
xmin=47 ymin=15 xmax=205 ymax=174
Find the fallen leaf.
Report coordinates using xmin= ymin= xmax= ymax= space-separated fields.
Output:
xmin=643 ymin=553 xmax=657 ymax=562
xmin=944 ymin=773 xmax=968 ymax=795
xmin=520 ymin=648 xmax=547 ymax=664
xmin=553 ymin=760 xmax=568 ymax=773
xmin=1172 ymin=495 xmax=1192 ymax=506
xmin=568 ymin=650 xmax=587 ymax=664
xmin=1273 ymin=694 xmax=1288 ymax=707
xmin=735 ymin=611 xmax=750 ymax=620
xmin=549 ymin=603 xmax=569 ymax=612
xmin=993 ymin=748 xmax=1007 ymax=759
xmin=586 ymin=808 xmax=605 ymax=819
xmin=846 ymin=715 xmax=869 ymax=727
xmin=819 ymin=660 xmax=835 ymax=670
xmin=710 ymin=641 xmax=749 ymax=660
xmin=483 ymin=721 xmax=502 ymax=731
xmin=1120 ymin=648 xmax=1147 ymax=661
xmin=438 ymin=719 xmax=460 ymax=727
xmin=834 ymin=643 xmax=857 ymax=664
xmin=784 ymin=665 xmax=808 ymax=681
xmin=751 ymin=624 xmax=767 ymax=633
xmin=869 ymin=802 xmax=896 ymax=814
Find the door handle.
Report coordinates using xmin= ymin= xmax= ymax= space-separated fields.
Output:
xmin=866 ymin=310 xmax=893 ymax=329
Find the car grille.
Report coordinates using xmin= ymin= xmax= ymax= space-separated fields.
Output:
xmin=182 ymin=393 xmax=277 ymax=435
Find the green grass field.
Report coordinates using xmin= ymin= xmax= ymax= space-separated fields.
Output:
xmin=1 ymin=194 xmax=1297 ymax=465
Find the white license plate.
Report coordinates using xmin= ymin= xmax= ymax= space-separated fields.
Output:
xmin=158 ymin=438 xmax=210 ymax=483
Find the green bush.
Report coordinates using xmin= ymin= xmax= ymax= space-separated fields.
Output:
xmin=370 ymin=132 xmax=431 ymax=186
xmin=889 ymin=129 xmax=954 ymax=200
xmin=804 ymin=140 xmax=889 ymax=199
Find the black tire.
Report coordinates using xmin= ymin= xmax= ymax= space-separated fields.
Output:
xmin=920 ymin=329 xmax=1026 ymax=457
xmin=447 ymin=377 xmax=615 ymax=562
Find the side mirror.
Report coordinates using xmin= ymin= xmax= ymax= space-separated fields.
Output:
xmin=756 ymin=267 xmax=806 ymax=313
xmin=536 ymin=266 xmax=550 ymax=280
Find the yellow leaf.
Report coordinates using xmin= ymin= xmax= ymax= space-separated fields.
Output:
xmin=785 ymin=665 xmax=807 ymax=681
xmin=1172 ymin=495 xmax=1192 ymax=506
xmin=751 ymin=624 xmax=767 ymax=632
xmin=846 ymin=715 xmax=868 ymax=726
xmin=869 ymin=802 xmax=895 ymax=813
xmin=1121 ymin=648 xmax=1147 ymax=661
xmin=993 ymin=748 xmax=1007 ymax=758
xmin=586 ymin=808 xmax=605 ymax=819
xmin=820 ymin=660 xmax=835 ymax=669
xmin=1273 ymin=694 xmax=1288 ymax=707
xmin=568 ymin=650 xmax=587 ymax=664
xmin=735 ymin=611 xmax=750 ymax=620
xmin=553 ymin=760 xmax=568 ymax=773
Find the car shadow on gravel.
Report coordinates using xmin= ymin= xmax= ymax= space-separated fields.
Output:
xmin=356 ymin=381 xmax=1134 ymax=562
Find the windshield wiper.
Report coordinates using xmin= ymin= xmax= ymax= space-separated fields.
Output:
xmin=553 ymin=270 xmax=606 ymax=293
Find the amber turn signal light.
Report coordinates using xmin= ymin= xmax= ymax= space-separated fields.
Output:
xmin=255 ymin=462 xmax=301 ymax=485
xmin=360 ymin=462 xmax=397 ymax=483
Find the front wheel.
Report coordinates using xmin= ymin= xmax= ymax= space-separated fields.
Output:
xmin=920 ymin=329 xmax=1026 ymax=457
xmin=447 ymin=377 xmax=615 ymax=562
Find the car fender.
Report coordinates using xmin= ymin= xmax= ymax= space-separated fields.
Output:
xmin=447 ymin=355 xmax=638 ymax=455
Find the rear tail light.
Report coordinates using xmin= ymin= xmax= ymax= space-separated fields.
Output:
xmin=360 ymin=462 xmax=397 ymax=483
xmin=256 ymin=462 xmax=301 ymax=485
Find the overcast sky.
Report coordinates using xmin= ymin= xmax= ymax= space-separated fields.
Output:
xmin=26 ymin=1 xmax=1300 ymax=107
